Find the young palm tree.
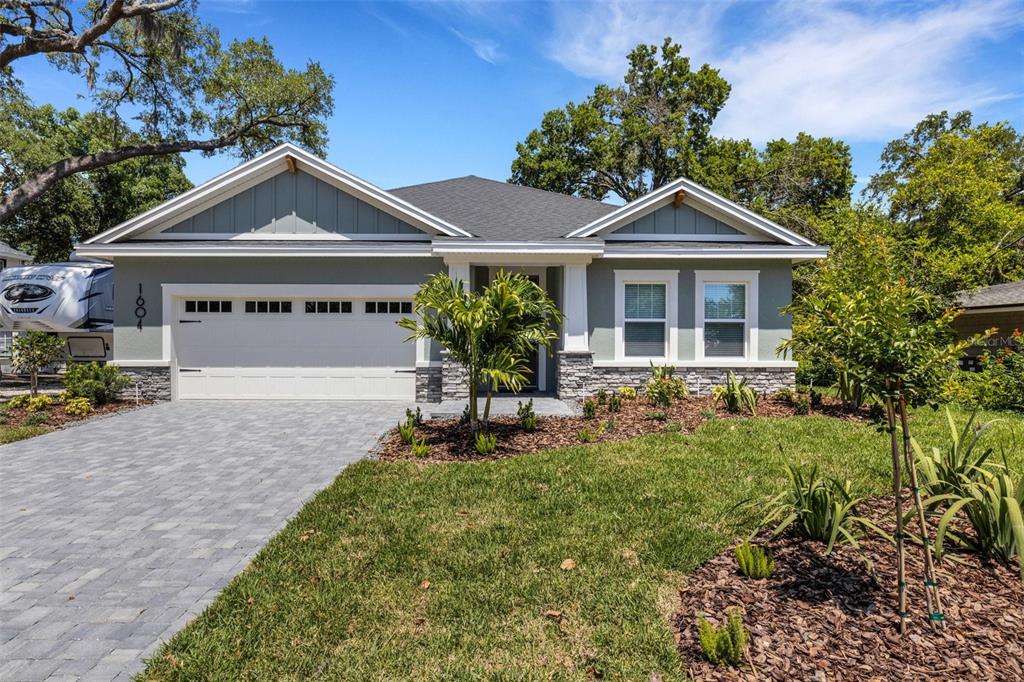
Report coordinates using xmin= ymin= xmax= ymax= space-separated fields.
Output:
xmin=399 ymin=271 xmax=562 ymax=432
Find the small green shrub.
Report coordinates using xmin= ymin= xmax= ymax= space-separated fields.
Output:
xmin=63 ymin=362 xmax=130 ymax=405
xmin=773 ymin=388 xmax=794 ymax=402
xmin=712 ymin=372 xmax=757 ymax=415
xmin=608 ymin=393 xmax=623 ymax=413
xmin=648 ymin=410 xmax=667 ymax=422
xmin=398 ymin=420 xmax=416 ymax=445
xmin=734 ymin=541 xmax=774 ymax=579
xmin=944 ymin=331 xmax=1023 ymax=413
xmin=6 ymin=394 xmax=31 ymax=409
xmin=64 ymin=396 xmax=94 ymax=417
xmin=646 ymin=364 xmax=689 ymax=408
xmin=410 ymin=437 xmax=431 ymax=458
xmin=475 ymin=431 xmax=497 ymax=455
xmin=517 ymin=399 xmax=537 ymax=432
xmin=581 ymin=399 xmax=597 ymax=419
xmin=459 ymin=404 xmax=471 ymax=425
xmin=696 ymin=610 xmax=748 ymax=668
xmin=618 ymin=386 xmax=637 ymax=400
xmin=603 ymin=417 xmax=615 ymax=432
xmin=26 ymin=395 xmax=54 ymax=413
xmin=662 ymin=422 xmax=682 ymax=433
xmin=24 ymin=412 xmax=47 ymax=426
xmin=521 ymin=414 xmax=538 ymax=432
xmin=791 ymin=394 xmax=810 ymax=415
xmin=577 ymin=428 xmax=596 ymax=443
xmin=700 ymin=408 xmax=716 ymax=420
xmin=595 ymin=389 xmax=608 ymax=405
xmin=405 ymin=406 xmax=424 ymax=427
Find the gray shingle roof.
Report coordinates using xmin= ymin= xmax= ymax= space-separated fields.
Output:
xmin=389 ymin=176 xmax=618 ymax=240
xmin=956 ymin=280 xmax=1024 ymax=309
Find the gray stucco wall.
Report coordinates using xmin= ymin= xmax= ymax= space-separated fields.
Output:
xmin=586 ymin=259 xmax=792 ymax=362
xmin=611 ymin=202 xmax=741 ymax=236
xmin=163 ymin=170 xmax=421 ymax=236
xmin=112 ymin=256 xmax=446 ymax=361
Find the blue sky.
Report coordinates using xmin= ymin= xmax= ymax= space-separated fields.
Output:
xmin=13 ymin=0 xmax=1024 ymax=201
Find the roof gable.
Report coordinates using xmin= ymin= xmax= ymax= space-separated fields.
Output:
xmin=85 ymin=144 xmax=471 ymax=244
xmin=567 ymin=177 xmax=817 ymax=246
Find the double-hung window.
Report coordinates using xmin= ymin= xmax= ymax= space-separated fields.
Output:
xmin=696 ymin=271 xmax=758 ymax=360
xmin=615 ymin=270 xmax=678 ymax=361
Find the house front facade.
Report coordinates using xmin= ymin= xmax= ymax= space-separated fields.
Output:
xmin=75 ymin=144 xmax=827 ymax=402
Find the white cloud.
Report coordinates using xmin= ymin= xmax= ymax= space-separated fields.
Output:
xmin=547 ymin=0 xmax=1024 ymax=143
xmin=451 ymin=28 xmax=501 ymax=63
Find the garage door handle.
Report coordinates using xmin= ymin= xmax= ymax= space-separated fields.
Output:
xmin=178 ymin=319 xmax=202 ymax=324
xmin=178 ymin=368 xmax=202 ymax=373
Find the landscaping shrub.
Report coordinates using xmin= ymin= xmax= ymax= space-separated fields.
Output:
xmin=26 ymin=395 xmax=54 ymax=413
xmin=517 ymin=399 xmax=537 ymax=432
xmin=596 ymin=389 xmax=608 ymax=405
xmin=64 ymin=397 xmax=94 ymax=417
xmin=405 ymin=406 xmax=424 ymax=427
xmin=63 ymin=362 xmax=131 ymax=405
xmin=577 ymin=427 xmax=596 ymax=443
xmin=645 ymin=363 xmax=688 ymax=407
xmin=712 ymin=372 xmax=757 ymax=415
xmin=10 ymin=331 xmax=65 ymax=395
xmin=618 ymin=386 xmax=637 ymax=400
xmin=582 ymin=399 xmax=597 ymax=419
xmin=734 ymin=541 xmax=774 ymax=579
xmin=913 ymin=408 xmax=996 ymax=497
xmin=648 ymin=410 xmax=667 ymax=422
xmin=696 ymin=610 xmax=748 ymax=668
xmin=791 ymin=393 xmax=810 ymax=415
xmin=608 ymin=393 xmax=623 ymax=413
xmin=774 ymin=388 xmax=794 ymax=403
xmin=835 ymin=369 xmax=867 ymax=408
xmin=945 ymin=331 xmax=1024 ymax=413
xmin=603 ymin=417 xmax=615 ymax=432
xmin=6 ymin=394 xmax=31 ymax=409
xmin=759 ymin=464 xmax=887 ymax=555
xmin=474 ymin=431 xmax=497 ymax=455
xmin=24 ymin=412 xmax=47 ymax=426
xmin=410 ymin=437 xmax=431 ymax=458
xmin=398 ymin=420 xmax=416 ymax=445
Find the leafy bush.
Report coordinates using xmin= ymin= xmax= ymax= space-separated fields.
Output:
xmin=24 ymin=412 xmax=47 ymax=426
xmin=63 ymin=362 xmax=131 ymax=405
xmin=595 ymin=389 xmax=608 ymax=405
xmin=645 ymin=364 xmax=688 ymax=408
xmin=648 ymin=410 xmax=667 ymax=421
xmin=411 ymin=437 xmax=431 ymax=458
xmin=926 ymin=467 xmax=1023 ymax=579
xmin=6 ymin=394 xmax=31 ymax=409
xmin=405 ymin=406 xmax=424 ymax=427
xmin=712 ymin=372 xmax=757 ymax=415
xmin=517 ymin=399 xmax=537 ymax=432
xmin=946 ymin=331 xmax=1024 ymax=413
xmin=581 ymin=399 xmax=597 ymax=419
xmin=835 ymin=369 xmax=867 ymax=408
xmin=607 ymin=393 xmax=623 ymax=413
xmin=734 ymin=541 xmax=774 ymax=579
xmin=398 ymin=420 xmax=416 ymax=445
xmin=760 ymin=465 xmax=886 ymax=554
xmin=773 ymin=388 xmax=794 ymax=403
xmin=662 ymin=422 xmax=681 ymax=433
xmin=618 ymin=386 xmax=637 ymax=400
xmin=791 ymin=394 xmax=810 ymax=415
xmin=913 ymin=408 xmax=996 ymax=497
xmin=26 ymin=395 xmax=54 ymax=413
xmin=577 ymin=428 xmax=596 ymax=443
xmin=64 ymin=397 xmax=94 ymax=417
xmin=696 ymin=610 xmax=748 ymax=667
xmin=475 ymin=431 xmax=497 ymax=455
xmin=11 ymin=331 xmax=65 ymax=395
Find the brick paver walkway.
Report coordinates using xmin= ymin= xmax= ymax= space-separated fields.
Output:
xmin=0 ymin=400 xmax=409 ymax=681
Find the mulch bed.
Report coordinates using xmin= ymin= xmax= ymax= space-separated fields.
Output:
xmin=673 ymin=495 xmax=1024 ymax=680
xmin=376 ymin=395 xmax=866 ymax=462
xmin=1 ymin=399 xmax=149 ymax=430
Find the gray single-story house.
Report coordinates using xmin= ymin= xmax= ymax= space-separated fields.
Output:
xmin=75 ymin=144 xmax=827 ymax=402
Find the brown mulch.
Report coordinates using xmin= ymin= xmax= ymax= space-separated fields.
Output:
xmin=376 ymin=395 xmax=867 ymax=462
xmin=673 ymin=495 xmax=1024 ymax=681
xmin=2 ymin=399 xmax=149 ymax=430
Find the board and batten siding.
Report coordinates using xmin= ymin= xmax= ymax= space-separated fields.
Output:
xmin=586 ymin=259 xmax=793 ymax=362
xmin=161 ymin=170 xmax=423 ymax=236
xmin=111 ymin=256 xmax=447 ymax=362
xmin=611 ymin=202 xmax=743 ymax=236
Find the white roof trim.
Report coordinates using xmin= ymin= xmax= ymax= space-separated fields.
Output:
xmin=73 ymin=242 xmax=435 ymax=258
xmin=85 ymin=143 xmax=473 ymax=244
xmin=432 ymin=240 xmax=604 ymax=256
xmin=602 ymin=244 xmax=828 ymax=262
xmin=566 ymin=177 xmax=818 ymax=247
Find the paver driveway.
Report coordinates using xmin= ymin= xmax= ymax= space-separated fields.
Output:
xmin=0 ymin=400 xmax=409 ymax=681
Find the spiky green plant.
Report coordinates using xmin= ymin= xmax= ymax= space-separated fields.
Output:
xmin=397 ymin=420 xmax=415 ymax=445
xmin=608 ymin=393 xmax=623 ymax=413
xmin=474 ymin=431 xmax=497 ymax=455
xmin=405 ymin=406 xmax=424 ymax=427
xmin=696 ymin=610 xmax=748 ymax=667
xmin=712 ymin=372 xmax=757 ymax=415
xmin=734 ymin=541 xmax=774 ymax=579
xmin=913 ymin=408 xmax=998 ymax=497
xmin=410 ymin=437 xmax=431 ymax=458
xmin=925 ymin=466 xmax=1023 ymax=579
xmin=581 ymin=399 xmax=597 ymax=419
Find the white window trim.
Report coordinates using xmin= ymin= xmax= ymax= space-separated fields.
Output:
xmin=695 ymin=270 xmax=759 ymax=362
xmin=614 ymin=269 xmax=678 ymax=362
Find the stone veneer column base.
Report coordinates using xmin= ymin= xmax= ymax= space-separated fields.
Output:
xmin=556 ymin=350 xmax=595 ymax=400
xmin=441 ymin=352 xmax=469 ymax=400
xmin=415 ymin=366 xmax=443 ymax=403
xmin=118 ymin=366 xmax=172 ymax=401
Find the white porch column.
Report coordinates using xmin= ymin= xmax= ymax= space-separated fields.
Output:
xmin=446 ymin=260 xmax=471 ymax=285
xmin=562 ymin=263 xmax=590 ymax=351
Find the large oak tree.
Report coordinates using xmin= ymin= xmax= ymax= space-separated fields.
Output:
xmin=0 ymin=0 xmax=334 ymax=223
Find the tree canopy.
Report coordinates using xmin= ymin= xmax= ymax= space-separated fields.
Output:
xmin=0 ymin=0 xmax=334 ymax=223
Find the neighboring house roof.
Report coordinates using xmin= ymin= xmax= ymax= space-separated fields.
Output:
xmin=0 ymin=241 xmax=32 ymax=263
xmin=956 ymin=280 xmax=1024 ymax=310
xmin=390 ymin=175 xmax=618 ymax=240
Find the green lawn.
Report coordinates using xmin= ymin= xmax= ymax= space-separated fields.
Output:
xmin=140 ymin=407 xmax=1022 ymax=681
xmin=0 ymin=424 xmax=51 ymax=444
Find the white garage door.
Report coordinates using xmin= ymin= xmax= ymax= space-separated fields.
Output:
xmin=172 ymin=296 xmax=416 ymax=400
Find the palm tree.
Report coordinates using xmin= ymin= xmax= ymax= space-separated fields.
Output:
xmin=399 ymin=271 xmax=562 ymax=432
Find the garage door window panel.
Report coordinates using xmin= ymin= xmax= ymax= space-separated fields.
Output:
xmin=185 ymin=300 xmax=232 ymax=314
xmin=245 ymin=300 xmax=292 ymax=314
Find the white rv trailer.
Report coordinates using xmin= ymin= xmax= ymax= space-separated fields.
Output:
xmin=0 ymin=262 xmax=114 ymax=363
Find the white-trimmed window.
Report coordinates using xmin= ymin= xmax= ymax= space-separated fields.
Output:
xmin=614 ymin=270 xmax=678 ymax=361
xmin=695 ymin=271 xmax=758 ymax=360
